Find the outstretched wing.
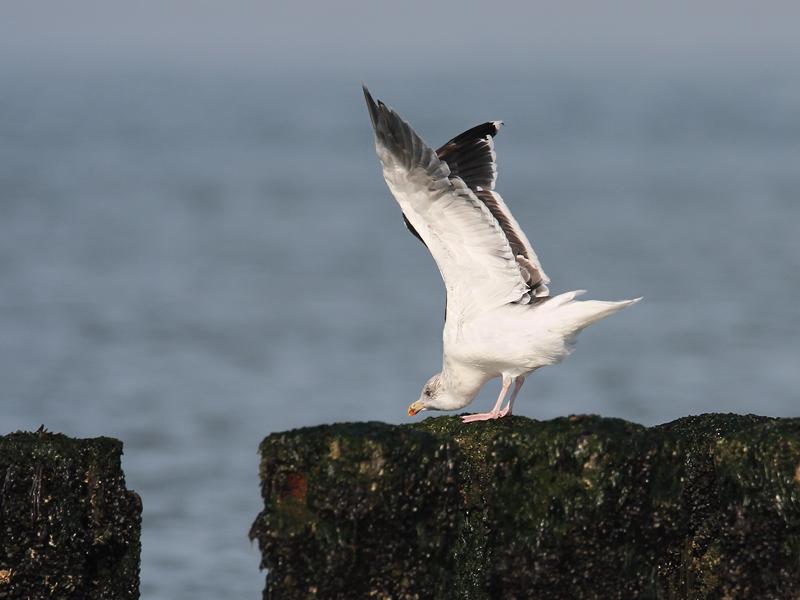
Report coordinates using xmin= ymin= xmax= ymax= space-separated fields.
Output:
xmin=364 ymin=86 xmax=534 ymax=320
xmin=435 ymin=122 xmax=550 ymax=297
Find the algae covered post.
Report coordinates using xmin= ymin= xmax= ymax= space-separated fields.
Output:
xmin=0 ymin=430 xmax=141 ymax=599
xmin=251 ymin=414 xmax=800 ymax=599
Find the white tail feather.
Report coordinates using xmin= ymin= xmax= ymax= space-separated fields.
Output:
xmin=557 ymin=295 xmax=641 ymax=334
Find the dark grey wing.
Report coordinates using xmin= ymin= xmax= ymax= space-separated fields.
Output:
xmin=436 ymin=121 xmax=502 ymax=191
xmin=401 ymin=122 xmax=502 ymax=251
xmin=474 ymin=189 xmax=548 ymax=295
xmin=435 ymin=121 xmax=550 ymax=297
xmin=364 ymin=85 xmax=533 ymax=319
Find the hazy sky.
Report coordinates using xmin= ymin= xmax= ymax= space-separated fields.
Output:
xmin=3 ymin=1 xmax=800 ymax=70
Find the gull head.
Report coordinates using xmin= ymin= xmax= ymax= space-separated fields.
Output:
xmin=407 ymin=373 xmax=445 ymax=416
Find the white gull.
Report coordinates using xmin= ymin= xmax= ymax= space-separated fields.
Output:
xmin=363 ymin=86 xmax=640 ymax=423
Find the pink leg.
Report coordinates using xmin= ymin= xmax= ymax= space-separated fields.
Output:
xmin=499 ymin=376 xmax=525 ymax=417
xmin=462 ymin=376 xmax=513 ymax=423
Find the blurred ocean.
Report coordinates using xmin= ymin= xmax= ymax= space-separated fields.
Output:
xmin=1 ymin=62 xmax=799 ymax=598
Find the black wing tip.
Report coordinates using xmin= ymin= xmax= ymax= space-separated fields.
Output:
xmin=444 ymin=121 xmax=504 ymax=147
xmin=362 ymin=84 xmax=395 ymax=136
xmin=361 ymin=86 xmax=404 ymax=145
xmin=362 ymin=84 xmax=381 ymax=130
xmin=484 ymin=120 xmax=504 ymax=137
xmin=361 ymin=86 xmax=439 ymax=173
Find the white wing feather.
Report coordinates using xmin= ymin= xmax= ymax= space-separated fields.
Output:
xmin=365 ymin=88 xmax=531 ymax=320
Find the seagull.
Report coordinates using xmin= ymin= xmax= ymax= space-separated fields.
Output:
xmin=363 ymin=86 xmax=640 ymax=423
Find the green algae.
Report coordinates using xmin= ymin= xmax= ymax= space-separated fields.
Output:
xmin=251 ymin=413 xmax=800 ymax=600
xmin=0 ymin=430 xmax=141 ymax=599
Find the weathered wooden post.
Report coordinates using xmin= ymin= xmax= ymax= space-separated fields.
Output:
xmin=251 ymin=414 xmax=800 ymax=599
xmin=0 ymin=430 xmax=141 ymax=599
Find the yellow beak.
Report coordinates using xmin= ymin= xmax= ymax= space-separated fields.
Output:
xmin=407 ymin=401 xmax=425 ymax=416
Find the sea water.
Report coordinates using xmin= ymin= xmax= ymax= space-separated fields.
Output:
xmin=1 ymin=61 xmax=798 ymax=599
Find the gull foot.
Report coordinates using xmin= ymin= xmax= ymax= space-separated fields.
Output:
xmin=461 ymin=412 xmax=501 ymax=423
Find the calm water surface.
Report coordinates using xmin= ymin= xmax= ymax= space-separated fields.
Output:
xmin=1 ymin=63 xmax=799 ymax=598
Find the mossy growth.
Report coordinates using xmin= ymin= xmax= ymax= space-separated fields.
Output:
xmin=0 ymin=429 xmax=141 ymax=600
xmin=250 ymin=413 xmax=800 ymax=600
